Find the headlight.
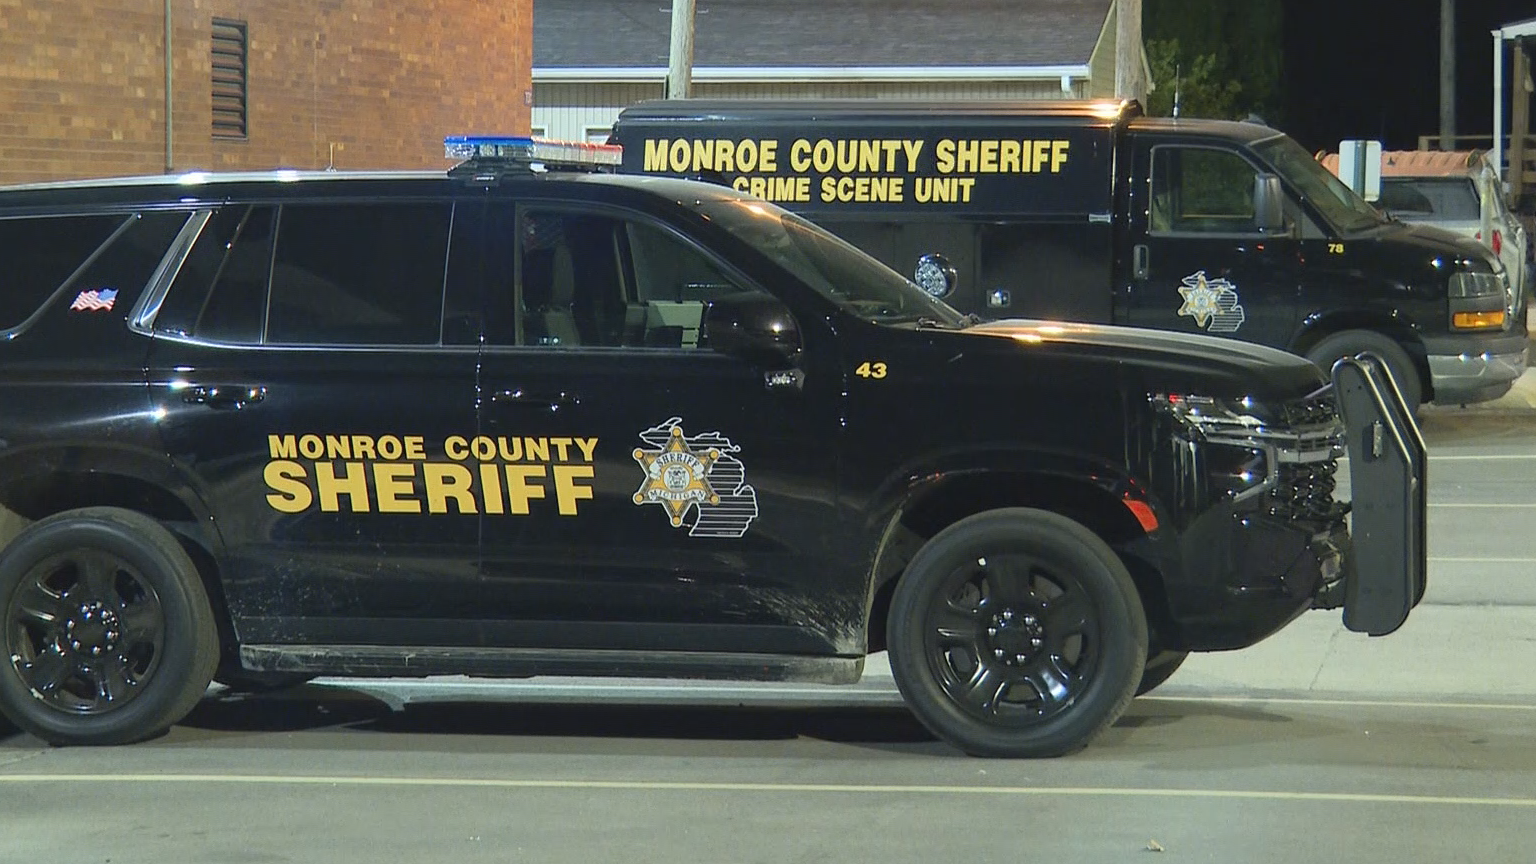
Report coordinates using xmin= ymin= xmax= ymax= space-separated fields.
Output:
xmin=1448 ymin=271 xmax=1504 ymax=298
xmin=1151 ymin=394 xmax=1272 ymax=502
xmin=1150 ymin=393 xmax=1268 ymax=432
xmin=1448 ymin=268 xmax=1511 ymax=330
xmin=1151 ymin=393 xmax=1344 ymax=507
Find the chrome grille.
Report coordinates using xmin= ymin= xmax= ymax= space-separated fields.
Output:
xmin=1278 ymin=391 xmax=1340 ymax=428
xmin=1268 ymin=460 xmax=1343 ymax=521
xmin=1268 ymin=391 xmax=1345 ymax=521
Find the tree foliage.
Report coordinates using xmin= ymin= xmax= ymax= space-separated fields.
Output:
xmin=1142 ymin=0 xmax=1283 ymax=122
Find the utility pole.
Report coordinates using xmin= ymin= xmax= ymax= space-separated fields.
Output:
xmin=1115 ymin=0 xmax=1143 ymax=101
xmin=667 ymin=0 xmax=696 ymax=99
xmin=1439 ymin=0 xmax=1456 ymax=149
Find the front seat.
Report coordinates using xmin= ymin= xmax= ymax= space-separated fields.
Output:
xmin=534 ymin=245 xmax=581 ymax=346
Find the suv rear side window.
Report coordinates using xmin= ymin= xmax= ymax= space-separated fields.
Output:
xmin=0 ymin=214 xmax=124 ymax=329
xmin=265 ymin=203 xmax=451 ymax=345
xmin=159 ymin=202 xmax=454 ymax=345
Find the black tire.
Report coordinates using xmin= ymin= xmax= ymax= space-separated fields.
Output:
xmin=886 ymin=508 xmax=1147 ymax=758
xmin=1304 ymin=330 xmax=1422 ymax=414
xmin=214 ymin=670 xmax=314 ymax=694
xmin=0 ymin=507 xmax=219 ymax=745
xmin=1135 ymin=649 xmax=1189 ymax=696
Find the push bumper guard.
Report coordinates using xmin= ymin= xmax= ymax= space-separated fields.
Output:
xmin=1329 ymin=353 xmax=1428 ymax=636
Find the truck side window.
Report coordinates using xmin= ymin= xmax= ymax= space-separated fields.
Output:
xmin=1151 ymin=148 xmax=1259 ymax=234
xmin=509 ymin=208 xmax=751 ymax=350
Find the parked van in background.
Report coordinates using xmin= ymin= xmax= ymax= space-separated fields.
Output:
xmin=614 ymin=99 xmax=1526 ymax=412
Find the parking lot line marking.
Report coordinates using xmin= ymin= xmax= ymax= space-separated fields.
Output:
xmin=1423 ymin=454 xmax=1536 ymax=461
xmin=1428 ymin=502 xmax=1536 ymax=508
xmin=0 ymin=773 xmax=1532 ymax=808
xmin=1142 ymin=695 xmax=1536 ymax=711
xmin=1430 ymin=556 xmax=1536 ymax=563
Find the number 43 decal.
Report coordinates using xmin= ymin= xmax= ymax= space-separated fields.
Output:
xmin=854 ymin=361 xmax=888 ymax=379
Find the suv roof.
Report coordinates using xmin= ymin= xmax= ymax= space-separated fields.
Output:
xmin=0 ymin=168 xmax=754 ymax=212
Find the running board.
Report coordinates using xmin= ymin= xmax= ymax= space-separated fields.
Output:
xmin=240 ymin=644 xmax=864 ymax=685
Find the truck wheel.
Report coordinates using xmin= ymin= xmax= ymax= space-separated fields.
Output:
xmin=1305 ymin=330 xmax=1422 ymax=413
xmin=886 ymin=508 xmax=1147 ymax=757
xmin=0 ymin=507 xmax=219 ymax=745
xmin=1135 ymin=649 xmax=1189 ymax=696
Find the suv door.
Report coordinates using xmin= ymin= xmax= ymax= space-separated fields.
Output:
xmin=472 ymin=197 xmax=846 ymax=655
xmin=143 ymin=199 xmax=482 ymax=647
xmin=1122 ymin=143 xmax=1302 ymax=348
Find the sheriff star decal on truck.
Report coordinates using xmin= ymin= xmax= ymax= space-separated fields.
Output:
xmin=1177 ymin=271 xmax=1246 ymax=333
xmin=632 ymin=418 xmax=758 ymax=538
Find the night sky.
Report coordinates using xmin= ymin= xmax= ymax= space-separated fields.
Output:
xmin=1278 ymin=0 xmax=1534 ymax=152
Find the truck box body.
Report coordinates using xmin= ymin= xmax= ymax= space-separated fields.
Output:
xmin=614 ymin=99 xmax=1528 ymax=408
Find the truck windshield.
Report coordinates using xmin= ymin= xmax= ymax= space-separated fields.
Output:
xmin=1253 ymin=136 xmax=1384 ymax=234
xmin=697 ymin=198 xmax=969 ymax=327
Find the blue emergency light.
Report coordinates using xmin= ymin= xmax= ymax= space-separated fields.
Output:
xmin=443 ymin=135 xmax=622 ymax=169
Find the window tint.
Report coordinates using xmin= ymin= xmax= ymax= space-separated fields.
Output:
xmin=155 ymin=205 xmax=275 ymax=343
xmin=508 ymin=208 xmax=750 ymax=349
xmin=200 ymin=206 xmax=275 ymax=343
xmin=0 ymin=214 xmax=125 ymax=329
xmin=1151 ymin=148 xmax=1259 ymax=233
xmin=265 ymin=202 xmax=450 ymax=345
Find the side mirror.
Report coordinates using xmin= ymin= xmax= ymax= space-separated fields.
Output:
xmin=1254 ymin=174 xmax=1287 ymax=233
xmin=700 ymin=292 xmax=801 ymax=366
xmin=913 ymin=253 xmax=958 ymax=298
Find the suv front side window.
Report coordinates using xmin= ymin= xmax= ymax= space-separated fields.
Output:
xmin=493 ymin=206 xmax=763 ymax=350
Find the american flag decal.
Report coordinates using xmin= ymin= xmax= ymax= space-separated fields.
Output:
xmin=69 ymin=288 xmax=118 ymax=312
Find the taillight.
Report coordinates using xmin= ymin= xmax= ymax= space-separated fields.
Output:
xmin=1493 ymin=230 xmax=1503 ymax=257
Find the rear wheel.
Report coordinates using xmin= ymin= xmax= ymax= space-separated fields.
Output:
xmin=0 ymin=508 xmax=218 ymax=745
xmin=1305 ymin=330 xmax=1422 ymax=414
xmin=886 ymin=508 xmax=1147 ymax=757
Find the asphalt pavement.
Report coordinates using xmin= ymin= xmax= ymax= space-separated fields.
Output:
xmin=5 ymin=408 xmax=1536 ymax=863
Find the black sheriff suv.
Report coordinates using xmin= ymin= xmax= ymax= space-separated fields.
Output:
xmin=0 ymin=138 xmax=1423 ymax=757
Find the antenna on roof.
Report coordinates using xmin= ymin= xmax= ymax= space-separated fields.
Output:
xmin=1173 ymin=62 xmax=1181 ymax=118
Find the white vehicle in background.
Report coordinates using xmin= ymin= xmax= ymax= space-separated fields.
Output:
xmin=1322 ymin=149 xmax=1531 ymax=305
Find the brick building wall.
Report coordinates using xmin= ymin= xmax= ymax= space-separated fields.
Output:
xmin=0 ymin=0 xmax=531 ymax=184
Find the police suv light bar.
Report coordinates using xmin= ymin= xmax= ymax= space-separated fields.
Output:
xmin=443 ymin=135 xmax=622 ymax=168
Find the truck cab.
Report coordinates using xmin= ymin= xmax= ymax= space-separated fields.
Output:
xmin=613 ymin=99 xmax=1527 ymax=412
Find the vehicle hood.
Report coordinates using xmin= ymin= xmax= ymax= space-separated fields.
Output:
xmin=963 ymin=319 xmax=1326 ymax=402
xmin=1375 ymin=219 xmax=1498 ymax=268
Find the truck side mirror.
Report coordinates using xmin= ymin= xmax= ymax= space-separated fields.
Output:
xmin=1254 ymin=174 xmax=1287 ymax=233
xmin=700 ymin=292 xmax=801 ymax=367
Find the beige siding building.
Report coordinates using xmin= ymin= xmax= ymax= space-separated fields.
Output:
xmin=532 ymin=0 xmax=1148 ymax=142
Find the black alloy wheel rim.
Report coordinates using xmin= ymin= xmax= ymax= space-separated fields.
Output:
xmin=922 ymin=551 xmax=1102 ymax=726
xmin=5 ymin=549 xmax=165 ymax=715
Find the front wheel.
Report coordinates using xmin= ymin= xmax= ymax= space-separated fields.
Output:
xmin=1305 ymin=330 xmax=1422 ymax=414
xmin=1135 ymin=649 xmax=1189 ymax=696
xmin=886 ymin=508 xmax=1147 ymax=758
xmin=0 ymin=508 xmax=219 ymax=745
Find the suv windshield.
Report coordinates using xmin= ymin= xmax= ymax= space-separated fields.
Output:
xmin=1254 ymin=135 xmax=1384 ymax=234
xmin=695 ymin=198 xmax=969 ymax=327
